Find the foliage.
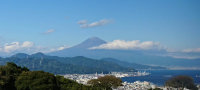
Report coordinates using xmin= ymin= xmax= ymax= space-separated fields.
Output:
xmin=0 ymin=62 xmax=29 ymax=90
xmin=56 ymin=75 xmax=102 ymax=90
xmin=15 ymin=71 xmax=59 ymax=90
xmin=56 ymin=75 xmax=81 ymax=90
xmin=87 ymin=75 xmax=122 ymax=90
xmin=165 ymin=75 xmax=198 ymax=90
xmin=0 ymin=62 xmax=102 ymax=90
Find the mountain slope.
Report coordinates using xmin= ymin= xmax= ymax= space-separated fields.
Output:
xmin=59 ymin=56 xmax=135 ymax=72
xmin=101 ymin=58 xmax=166 ymax=70
xmin=71 ymin=37 xmax=106 ymax=49
xmin=0 ymin=53 xmax=135 ymax=74
xmin=49 ymin=37 xmax=106 ymax=57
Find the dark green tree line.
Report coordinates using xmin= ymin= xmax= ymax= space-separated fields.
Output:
xmin=0 ymin=62 xmax=28 ymax=90
xmin=0 ymin=62 xmax=103 ymax=90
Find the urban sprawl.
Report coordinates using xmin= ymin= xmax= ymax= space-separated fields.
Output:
xmin=63 ymin=71 xmax=200 ymax=90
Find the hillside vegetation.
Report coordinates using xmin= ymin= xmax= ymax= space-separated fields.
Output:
xmin=0 ymin=62 xmax=103 ymax=90
xmin=0 ymin=53 xmax=135 ymax=74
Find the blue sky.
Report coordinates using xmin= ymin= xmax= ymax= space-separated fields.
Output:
xmin=0 ymin=0 xmax=200 ymax=56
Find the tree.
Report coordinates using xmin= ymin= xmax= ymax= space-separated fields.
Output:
xmin=15 ymin=71 xmax=59 ymax=90
xmin=1 ymin=62 xmax=102 ymax=90
xmin=56 ymin=75 xmax=81 ymax=90
xmin=165 ymin=75 xmax=198 ymax=90
xmin=56 ymin=75 xmax=102 ymax=90
xmin=0 ymin=62 xmax=29 ymax=90
xmin=87 ymin=75 xmax=122 ymax=90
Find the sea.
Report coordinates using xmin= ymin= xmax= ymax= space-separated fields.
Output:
xmin=121 ymin=70 xmax=200 ymax=86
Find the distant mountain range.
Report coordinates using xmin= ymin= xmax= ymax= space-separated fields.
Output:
xmin=49 ymin=37 xmax=200 ymax=69
xmin=0 ymin=52 xmax=166 ymax=74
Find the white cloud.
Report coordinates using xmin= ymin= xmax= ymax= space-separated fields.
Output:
xmin=182 ymin=48 xmax=200 ymax=53
xmin=90 ymin=40 xmax=163 ymax=50
xmin=44 ymin=29 xmax=55 ymax=34
xmin=4 ymin=42 xmax=20 ymax=53
xmin=0 ymin=40 xmax=70 ymax=55
xmin=1 ymin=41 xmax=34 ymax=53
xmin=22 ymin=41 xmax=34 ymax=48
xmin=78 ymin=19 xmax=112 ymax=28
xmin=89 ymin=39 xmax=200 ymax=60
xmin=34 ymin=45 xmax=69 ymax=53
xmin=57 ymin=45 xmax=69 ymax=50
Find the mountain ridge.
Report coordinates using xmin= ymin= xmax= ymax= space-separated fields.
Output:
xmin=0 ymin=53 xmax=138 ymax=74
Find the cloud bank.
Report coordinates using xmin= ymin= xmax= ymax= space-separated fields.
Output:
xmin=48 ymin=45 xmax=69 ymax=52
xmin=0 ymin=41 xmax=68 ymax=55
xmin=89 ymin=39 xmax=200 ymax=59
xmin=90 ymin=40 xmax=163 ymax=50
xmin=3 ymin=41 xmax=34 ymax=53
xmin=78 ymin=19 xmax=112 ymax=28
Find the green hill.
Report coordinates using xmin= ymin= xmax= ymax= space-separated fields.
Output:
xmin=0 ymin=53 xmax=135 ymax=74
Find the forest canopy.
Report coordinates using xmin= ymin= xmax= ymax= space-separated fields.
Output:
xmin=0 ymin=62 xmax=102 ymax=90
